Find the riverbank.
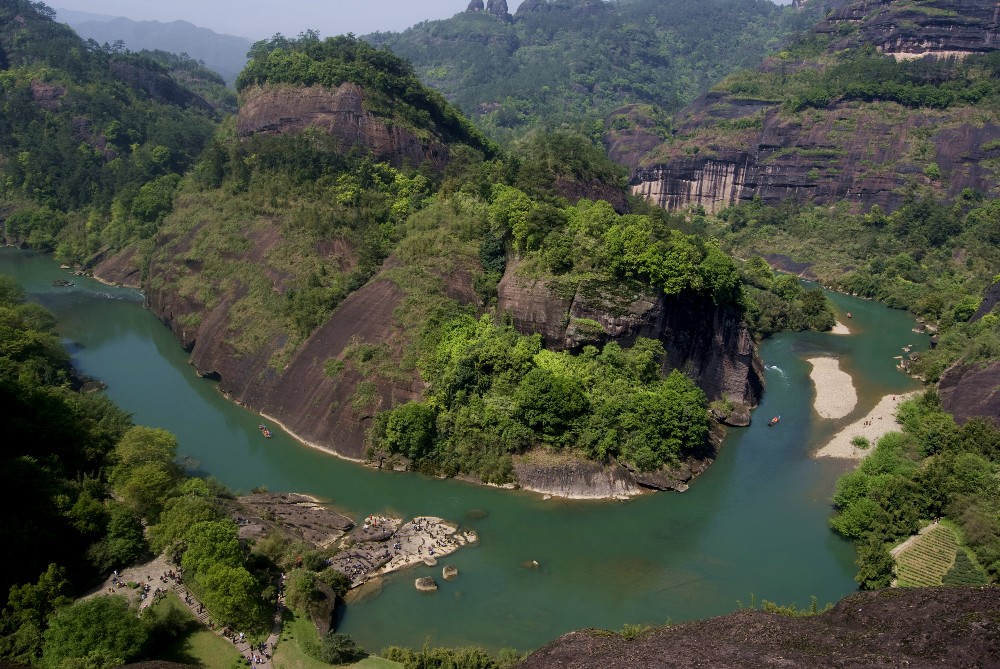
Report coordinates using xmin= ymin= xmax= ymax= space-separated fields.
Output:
xmin=815 ymin=391 xmax=920 ymax=459
xmin=831 ymin=321 xmax=850 ymax=335
xmin=328 ymin=516 xmax=478 ymax=588
xmin=806 ymin=357 xmax=858 ymax=419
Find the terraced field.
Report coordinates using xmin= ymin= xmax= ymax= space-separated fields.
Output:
xmin=894 ymin=524 xmax=958 ymax=588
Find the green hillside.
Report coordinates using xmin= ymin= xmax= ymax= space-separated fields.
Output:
xmin=365 ymin=0 xmax=826 ymax=141
xmin=0 ymin=0 xmax=219 ymax=260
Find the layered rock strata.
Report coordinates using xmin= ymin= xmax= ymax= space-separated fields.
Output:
xmin=497 ymin=260 xmax=765 ymax=410
xmin=623 ymin=0 xmax=1000 ymax=214
xmin=238 ymin=83 xmax=449 ymax=170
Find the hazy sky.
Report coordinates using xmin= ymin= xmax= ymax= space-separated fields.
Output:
xmin=52 ymin=1 xmax=527 ymax=40
xmin=53 ymin=0 xmax=792 ymax=41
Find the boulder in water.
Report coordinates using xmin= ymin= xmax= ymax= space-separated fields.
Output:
xmin=415 ymin=577 xmax=438 ymax=592
xmin=442 ymin=565 xmax=459 ymax=580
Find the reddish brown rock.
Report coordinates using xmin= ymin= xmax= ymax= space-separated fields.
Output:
xmin=623 ymin=0 xmax=1000 ymax=214
xmin=237 ymin=83 xmax=449 ymax=171
xmin=939 ymin=360 xmax=1000 ymax=426
xmin=497 ymin=260 xmax=764 ymax=410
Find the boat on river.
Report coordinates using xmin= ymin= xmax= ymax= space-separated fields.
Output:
xmin=258 ymin=424 xmax=272 ymax=438
xmin=768 ymin=415 xmax=780 ymax=426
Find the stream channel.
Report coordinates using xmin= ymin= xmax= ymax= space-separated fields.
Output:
xmin=1 ymin=247 xmax=923 ymax=653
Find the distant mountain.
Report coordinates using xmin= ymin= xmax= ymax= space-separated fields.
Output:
xmin=53 ymin=7 xmax=115 ymax=24
xmin=59 ymin=13 xmax=251 ymax=85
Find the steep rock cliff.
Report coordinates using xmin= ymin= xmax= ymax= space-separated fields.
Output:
xmin=238 ymin=83 xmax=449 ymax=170
xmin=622 ymin=0 xmax=1000 ymax=213
xmin=145 ymin=252 xmax=424 ymax=460
xmin=497 ymin=259 xmax=765 ymax=411
xmin=939 ymin=360 xmax=1000 ymax=426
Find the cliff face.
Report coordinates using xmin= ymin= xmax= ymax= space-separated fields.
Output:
xmin=497 ymin=259 xmax=765 ymax=411
xmin=622 ymin=0 xmax=1000 ymax=214
xmin=144 ymin=254 xmax=424 ymax=460
xmin=816 ymin=0 xmax=1000 ymax=61
xmin=517 ymin=586 xmax=1000 ymax=669
xmin=939 ymin=360 xmax=1000 ymax=426
xmin=237 ymin=83 xmax=449 ymax=170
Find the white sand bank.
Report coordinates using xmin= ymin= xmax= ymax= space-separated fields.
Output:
xmin=807 ymin=357 xmax=858 ymax=419
xmin=815 ymin=391 xmax=920 ymax=459
xmin=831 ymin=321 xmax=850 ymax=335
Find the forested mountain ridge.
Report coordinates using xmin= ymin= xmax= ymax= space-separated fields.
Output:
xmin=625 ymin=0 xmax=1000 ymax=213
xmin=365 ymin=0 xmax=829 ymax=142
xmin=88 ymin=30 xmax=835 ymax=497
xmin=0 ymin=0 xmax=221 ymax=260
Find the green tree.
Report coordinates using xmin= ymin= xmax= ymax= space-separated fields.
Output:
xmin=514 ymin=368 xmax=588 ymax=442
xmin=110 ymin=427 xmax=181 ymax=520
xmin=854 ymin=537 xmax=895 ymax=590
xmin=87 ymin=503 xmax=148 ymax=573
xmin=198 ymin=564 xmax=267 ymax=633
xmin=41 ymin=596 xmax=147 ymax=669
xmin=148 ymin=494 xmax=223 ymax=556
xmin=180 ymin=520 xmax=242 ymax=579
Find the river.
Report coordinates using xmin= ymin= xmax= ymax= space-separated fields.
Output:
xmin=0 ymin=248 xmax=923 ymax=653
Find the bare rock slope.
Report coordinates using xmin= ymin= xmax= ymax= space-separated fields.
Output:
xmin=518 ymin=586 xmax=1000 ymax=669
xmin=620 ymin=0 xmax=1000 ymax=214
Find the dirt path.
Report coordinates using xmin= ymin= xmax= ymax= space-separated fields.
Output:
xmin=84 ymin=554 xmax=285 ymax=667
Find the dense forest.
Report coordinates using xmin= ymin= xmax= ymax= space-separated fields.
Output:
xmin=366 ymin=0 xmax=826 ymax=141
xmin=1 ymin=0 xmax=999 ymax=666
xmin=0 ymin=0 xmax=223 ymax=264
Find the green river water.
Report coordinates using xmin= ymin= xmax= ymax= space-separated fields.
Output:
xmin=1 ymin=248 xmax=924 ymax=652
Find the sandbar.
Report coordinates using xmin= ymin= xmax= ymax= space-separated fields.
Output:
xmin=830 ymin=321 xmax=850 ymax=335
xmin=806 ymin=357 xmax=858 ymax=419
xmin=815 ymin=391 xmax=920 ymax=459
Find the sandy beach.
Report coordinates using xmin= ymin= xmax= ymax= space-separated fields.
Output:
xmin=807 ymin=357 xmax=858 ymax=419
xmin=815 ymin=391 xmax=920 ymax=459
xmin=831 ymin=321 xmax=850 ymax=335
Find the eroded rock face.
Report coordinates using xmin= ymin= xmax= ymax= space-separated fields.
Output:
xmin=497 ymin=260 xmax=765 ymax=409
xmin=630 ymin=99 xmax=1000 ymax=214
xmin=817 ymin=0 xmax=1000 ymax=61
xmin=144 ymin=256 xmax=424 ymax=460
xmin=237 ymin=83 xmax=449 ymax=170
xmin=512 ymin=453 xmax=644 ymax=499
xmin=109 ymin=61 xmax=213 ymax=112
xmin=939 ymin=360 xmax=1000 ymax=426
xmin=518 ymin=586 xmax=1000 ymax=669
xmin=623 ymin=0 xmax=1000 ymax=214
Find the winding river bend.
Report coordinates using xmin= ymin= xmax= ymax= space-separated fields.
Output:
xmin=2 ymin=248 xmax=922 ymax=652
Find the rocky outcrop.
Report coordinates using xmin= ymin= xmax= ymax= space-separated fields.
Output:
xmin=973 ymin=279 xmax=1000 ymax=321
xmin=466 ymin=0 xmax=485 ymax=11
xmin=109 ymin=60 xmax=213 ymax=112
xmin=816 ymin=0 xmax=1000 ymax=61
xmin=486 ymin=0 xmax=511 ymax=21
xmin=517 ymin=586 xmax=1000 ymax=669
xmin=237 ymin=83 xmax=449 ymax=170
xmin=497 ymin=260 xmax=765 ymax=409
xmin=630 ymin=98 xmax=1000 ymax=214
xmin=624 ymin=0 xmax=1000 ymax=213
xmin=145 ymin=253 xmax=424 ymax=460
xmin=939 ymin=360 xmax=1000 ymax=426
xmin=512 ymin=452 xmax=644 ymax=499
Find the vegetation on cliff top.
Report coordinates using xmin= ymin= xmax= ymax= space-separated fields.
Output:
xmin=237 ymin=32 xmax=496 ymax=157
